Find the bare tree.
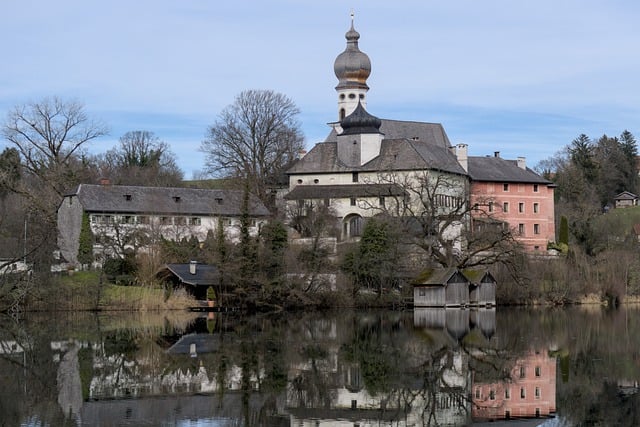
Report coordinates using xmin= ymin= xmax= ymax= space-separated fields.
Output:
xmin=361 ymin=170 xmax=519 ymax=269
xmin=2 ymin=96 xmax=108 ymax=196
xmin=99 ymin=130 xmax=183 ymax=186
xmin=200 ymin=89 xmax=304 ymax=204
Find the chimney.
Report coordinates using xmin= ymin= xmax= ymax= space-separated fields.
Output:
xmin=298 ymin=149 xmax=307 ymax=159
xmin=494 ymin=151 xmax=500 ymax=158
xmin=99 ymin=177 xmax=111 ymax=186
xmin=189 ymin=260 xmax=197 ymax=275
xmin=455 ymin=143 xmax=468 ymax=172
xmin=517 ymin=156 xmax=526 ymax=169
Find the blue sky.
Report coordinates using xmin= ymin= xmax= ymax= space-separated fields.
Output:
xmin=2 ymin=0 xmax=639 ymax=178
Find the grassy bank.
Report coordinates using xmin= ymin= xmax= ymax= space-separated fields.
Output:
xmin=27 ymin=270 xmax=196 ymax=311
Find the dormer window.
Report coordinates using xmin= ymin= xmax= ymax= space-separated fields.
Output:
xmin=215 ymin=197 xmax=223 ymax=205
xmin=173 ymin=196 xmax=181 ymax=203
xmin=124 ymin=194 xmax=132 ymax=201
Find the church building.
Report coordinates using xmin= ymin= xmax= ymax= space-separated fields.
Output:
xmin=284 ymin=18 xmax=469 ymax=258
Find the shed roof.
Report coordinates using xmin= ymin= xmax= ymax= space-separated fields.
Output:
xmin=158 ymin=263 xmax=220 ymax=287
xmin=462 ymin=269 xmax=496 ymax=285
xmin=64 ymin=184 xmax=270 ymax=217
xmin=615 ymin=191 xmax=638 ymax=201
xmin=283 ymin=183 xmax=406 ymax=200
xmin=412 ymin=267 xmax=461 ymax=286
xmin=467 ymin=156 xmax=551 ymax=184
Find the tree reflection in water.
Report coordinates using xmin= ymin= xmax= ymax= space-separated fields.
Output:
xmin=2 ymin=307 xmax=640 ymax=425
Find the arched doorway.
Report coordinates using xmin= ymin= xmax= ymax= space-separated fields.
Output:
xmin=343 ymin=214 xmax=363 ymax=239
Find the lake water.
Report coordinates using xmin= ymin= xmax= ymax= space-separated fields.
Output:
xmin=1 ymin=306 xmax=639 ymax=426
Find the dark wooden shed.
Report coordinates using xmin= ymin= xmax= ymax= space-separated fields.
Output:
xmin=412 ymin=268 xmax=470 ymax=307
xmin=156 ymin=261 xmax=220 ymax=300
xmin=464 ymin=269 xmax=496 ymax=307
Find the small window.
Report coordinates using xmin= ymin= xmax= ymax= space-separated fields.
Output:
xmin=518 ymin=224 xmax=525 ymax=235
xmin=348 ymin=93 xmax=356 ymax=99
xmin=535 ymin=366 xmax=541 ymax=377
xmin=519 ymin=202 xmax=524 ymax=213
xmin=173 ymin=196 xmax=181 ymax=203
xmin=137 ymin=216 xmax=148 ymax=224
xmin=174 ymin=217 xmax=186 ymax=225
xmin=489 ymin=390 xmax=495 ymax=400
xmin=297 ymin=179 xmax=303 ymax=184
xmin=533 ymin=203 xmax=539 ymax=213
xmin=313 ymin=178 xmax=319 ymax=184
xmin=124 ymin=194 xmax=132 ymax=201
xmin=535 ymin=387 xmax=541 ymax=399
xmin=520 ymin=387 xmax=526 ymax=399
xmin=503 ymin=202 xmax=509 ymax=213
xmin=533 ymin=184 xmax=539 ymax=192
xmin=160 ymin=217 xmax=171 ymax=225
xmin=352 ymin=172 xmax=359 ymax=182
xmin=215 ymin=198 xmax=223 ymax=205
xmin=534 ymin=224 xmax=540 ymax=234
xmin=90 ymin=215 xmax=99 ymax=224
xmin=419 ymin=288 xmax=426 ymax=297
xmin=505 ymin=410 xmax=511 ymax=419
xmin=122 ymin=215 xmax=133 ymax=224
xmin=359 ymin=93 xmax=365 ymax=99
xmin=505 ymin=388 xmax=511 ymax=399
xmin=519 ymin=366 xmax=526 ymax=378
xmin=488 ymin=202 xmax=494 ymax=213
xmin=190 ymin=217 xmax=201 ymax=226
xmin=324 ymin=198 xmax=330 ymax=206
xmin=339 ymin=94 xmax=345 ymax=100
xmin=503 ymin=183 xmax=509 ymax=191
xmin=379 ymin=196 xmax=385 ymax=207
xmin=475 ymin=388 xmax=481 ymax=399
xmin=350 ymin=197 xmax=357 ymax=206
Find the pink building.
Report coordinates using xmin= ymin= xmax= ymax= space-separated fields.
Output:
xmin=472 ymin=350 xmax=557 ymax=421
xmin=463 ymin=151 xmax=556 ymax=252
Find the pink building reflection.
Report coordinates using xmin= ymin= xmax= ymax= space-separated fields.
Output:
xmin=473 ymin=350 xmax=556 ymax=421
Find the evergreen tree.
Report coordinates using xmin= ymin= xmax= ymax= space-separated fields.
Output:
xmin=77 ymin=212 xmax=94 ymax=267
xmin=559 ymin=216 xmax=569 ymax=246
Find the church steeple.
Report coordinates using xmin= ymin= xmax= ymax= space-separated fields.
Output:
xmin=333 ymin=13 xmax=371 ymax=121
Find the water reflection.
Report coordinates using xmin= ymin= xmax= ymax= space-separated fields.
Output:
xmin=2 ymin=307 xmax=640 ymax=426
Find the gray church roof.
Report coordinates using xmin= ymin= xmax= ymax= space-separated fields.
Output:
xmin=287 ymin=137 xmax=466 ymax=176
xmin=467 ymin=156 xmax=552 ymax=184
xmin=284 ymin=183 xmax=406 ymax=200
xmin=65 ymin=184 xmax=270 ymax=216
xmin=325 ymin=119 xmax=452 ymax=148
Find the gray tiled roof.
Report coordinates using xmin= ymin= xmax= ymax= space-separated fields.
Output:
xmin=283 ymin=183 xmax=406 ymax=200
xmin=615 ymin=191 xmax=638 ymax=200
xmin=67 ymin=184 xmax=270 ymax=216
xmin=325 ymin=119 xmax=451 ymax=148
xmin=287 ymin=138 xmax=466 ymax=175
xmin=467 ymin=156 xmax=551 ymax=184
xmin=160 ymin=263 xmax=220 ymax=287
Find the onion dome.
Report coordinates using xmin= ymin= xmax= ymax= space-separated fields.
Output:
xmin=334 ymin=21 xmax=371 ymax=90
xmin=340 ymin=101 xmax=381 ymax=135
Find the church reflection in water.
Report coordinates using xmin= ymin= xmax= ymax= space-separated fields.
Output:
xmin=40 ymin=308 xmax=560 ymax=426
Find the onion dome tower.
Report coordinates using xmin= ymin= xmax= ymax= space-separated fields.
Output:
xmin=334 ymin=13 xmax=371 ymax=121
xmin=337 ymin=101 xmax=384 ymax=167
xmin=340 ymin=101 xmax=382 ymax=136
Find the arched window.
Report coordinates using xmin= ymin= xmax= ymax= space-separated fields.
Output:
xmin=340 ymin=108 xmax=346 ymax=120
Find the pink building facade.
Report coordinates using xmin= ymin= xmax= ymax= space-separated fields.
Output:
xmin=464 ymin=152 xmax=556 ymax=252
xmin=473 ymin=350 xmax=557 ymax=421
